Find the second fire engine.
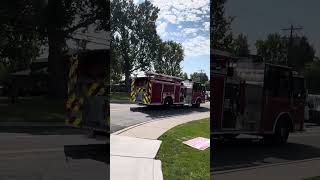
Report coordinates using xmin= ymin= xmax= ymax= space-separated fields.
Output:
xmin=131 ymin=72 xmax=206 ymax=107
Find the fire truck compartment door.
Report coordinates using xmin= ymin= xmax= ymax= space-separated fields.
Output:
xmin=185 ymin=88 xmax=193 ymax=104
xmin=83 ymin=96 xmax=107 ymax=129
xmin=244 ymin=83 xmax=263 ymax=130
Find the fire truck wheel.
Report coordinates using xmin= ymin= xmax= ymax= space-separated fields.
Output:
xmin=274 ymin=122 xmax=290 ymax=145
xmin=193 ymin=99 xmax=201 ymax=108
xmin=164 ymin=97 xmax=173 ymax=107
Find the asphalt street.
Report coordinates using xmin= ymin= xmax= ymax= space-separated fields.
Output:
xmin=110 ymin=102 xmax=210 ymax=133
xmin=211 ymin=123 xmax=320 ymax=179
xmin=0 ymin=126 xmax=108 ymax=180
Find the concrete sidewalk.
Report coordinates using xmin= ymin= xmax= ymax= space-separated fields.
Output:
xmin=110 ymin=111 xmax=210 ymax=180
xmin=213 ymin=158 xmax=320 ymax=180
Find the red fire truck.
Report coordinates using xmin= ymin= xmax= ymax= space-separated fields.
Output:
xmin=131 ymin=72 xmax=206 ymax=107
xmin=211 ymin=49 xmax=306 ymax=144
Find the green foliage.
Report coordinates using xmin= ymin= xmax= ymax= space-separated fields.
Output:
xmin=204 ymin=81 xmax=210 ymax=91
xmin=154 ymin=40 xmax=184 ymax=76
xmin=255 ymin=33 xmax=287 ymax=65
xmin=211 ymin=0 xmax=234 ymax=51
xmin=111 ymin=0 xmax=160 ymax=89
xmin=232 ymin=33 xmax=250 ymax=57
xmin=190 ymin=72 xmax=209 ymax=84
xmin=0 ymin=1 xmax=44 ymax=71
xmin=182 ymin=72 xmax=189 ymax=80
xmin=110 ymin=48 xmax=123 ymax=84
xmin=255 ymin=33 xmax=315 ymax=71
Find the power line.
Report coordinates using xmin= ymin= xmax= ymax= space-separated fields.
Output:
xmin=281 ymin=24 xmax=303 ymax=65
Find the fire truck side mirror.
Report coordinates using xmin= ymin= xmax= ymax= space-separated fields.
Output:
xmin=227 ymin=67 xmax=234 ymax=77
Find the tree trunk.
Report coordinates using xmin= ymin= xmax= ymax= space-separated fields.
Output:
xmin=47 ymin=0 xmax=67 ymax=99
xmin=47 ymin=27 xmax=67 ymax=98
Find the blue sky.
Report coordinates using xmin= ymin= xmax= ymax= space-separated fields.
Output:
xmin=135 ymin=0 xmax=210 ymax=78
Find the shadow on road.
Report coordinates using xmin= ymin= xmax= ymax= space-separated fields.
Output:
xmin=211 ymin=137 xmax=320 ymax=172
xmin=129 ymin=104 xmax=210 ymax=119
xmin=64 ymin=143 xmax=109 ymax=164
xmin=0 ymin=126 xmax=86 ymax=135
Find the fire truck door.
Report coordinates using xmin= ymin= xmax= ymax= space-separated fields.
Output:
xmin=175 ymin=86 xmax=180 ymax=103
xmin=185 ymin=88 xmax=193 ymax=104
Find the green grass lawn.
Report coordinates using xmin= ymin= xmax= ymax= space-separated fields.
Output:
xmin=157 ymin=118 xmax=210 ymax=180
xmin=110 ymin=92 xmax=129 ymax=101
xmin=0 ymin=96 xmax=65 ymax=122
xmin=303 ymin=177 xmax=320 ymax=180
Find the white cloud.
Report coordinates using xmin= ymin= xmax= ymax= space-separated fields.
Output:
xmin=156 ymin=22 xmax=167 ymax=36
xmin=182 ymin=36 xmax=210 ymax=56
xmin=150 ymin=0 xmax=209 ymax=24
xmin=203 ymin=22 xmax=210 ymax=31
xmin=182 ymin=28 xmax=199 ymax=34
xmin=149 ymin=0 xmax=210 ymax=57
xmin=162 ymin=14 xmax=177 ymax=24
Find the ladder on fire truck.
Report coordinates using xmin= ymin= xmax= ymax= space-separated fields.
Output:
xmin=145 ymin=72 xmax=183 ymax=82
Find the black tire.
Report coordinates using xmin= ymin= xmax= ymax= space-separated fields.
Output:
xmin=264 ymin=120 xmax=290 ymax=145
xmin=164 ymin=97 xmax=173 ymax=107
xmin=193 ymin=99 xmax=201 ymax=108
xmin=274 ymin=121 xmax=290 ymax=145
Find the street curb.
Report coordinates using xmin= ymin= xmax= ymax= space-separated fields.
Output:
xmin=212 ymin=157 xmax=320 ymax=175
xmin=112 ymin=118 xmax=165 ymax=135
xmin=112 ymin=113 xmax=210 ymax=136
xmin=0 ymin=122 xmax=66 ymax=127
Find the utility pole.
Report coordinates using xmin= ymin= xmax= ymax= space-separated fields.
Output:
xmin=282 ymin=25 xmax=303 ymax=65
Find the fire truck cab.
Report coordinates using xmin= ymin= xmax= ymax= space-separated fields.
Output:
xmin=211 ymin=49 xmax=306 ymax=144
xmin=131 ymin=72 xmax=206 ymax=107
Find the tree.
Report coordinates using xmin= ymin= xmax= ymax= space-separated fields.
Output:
xmin=204 ymin=81 xmax=210 ymax=91
xmin=211 ymin=0 xmax=234 ymax=51
xmin=154 ymin=40 xmax=184 ymax=76
xmin=232 ymin=33 xmax=249 ymax=57
xmin=111 ymin=0 xmax=160 ymax=91
xmin=182 ymin=72 xmax=188 ymax=80
xmin=190 ymin=72 xmax=209 ymax=84
xmin=255 ymin=33 xmax=315 ymax=71
xmin=255 ymin=33 xmax=287 ymax=64
xmin=289 ymin=36 xmax=315 ymax=71
xmin=110 ymin=48 xmax=123 ymax=84
xmin=0 ymin=1 xmax=44 ymax=71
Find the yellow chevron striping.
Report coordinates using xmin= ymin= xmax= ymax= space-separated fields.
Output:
xmin=87 ymin=83 xmax=99 ymax=96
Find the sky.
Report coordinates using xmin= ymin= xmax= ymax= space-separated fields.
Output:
xmin=135 ymin=0 xmax=210 ymax=77
xmin=225 ymin=0 xmax=320 ymax=57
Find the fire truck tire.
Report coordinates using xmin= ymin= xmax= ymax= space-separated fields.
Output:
xmin=264 ymin=120 xmax=290 ymax=145
xmin=274 ymin=121 xmax=290 ymax=145
xmin=164 ymin=97 xmax=173 ymax=107
xmin=193 ymin=99 xmax=201 ymax=108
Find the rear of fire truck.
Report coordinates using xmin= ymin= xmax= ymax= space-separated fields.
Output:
xmin=130 ymin=76 xmax=152 ymax=105
xmin=66 ymin=50 xmax=109 ymax=135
